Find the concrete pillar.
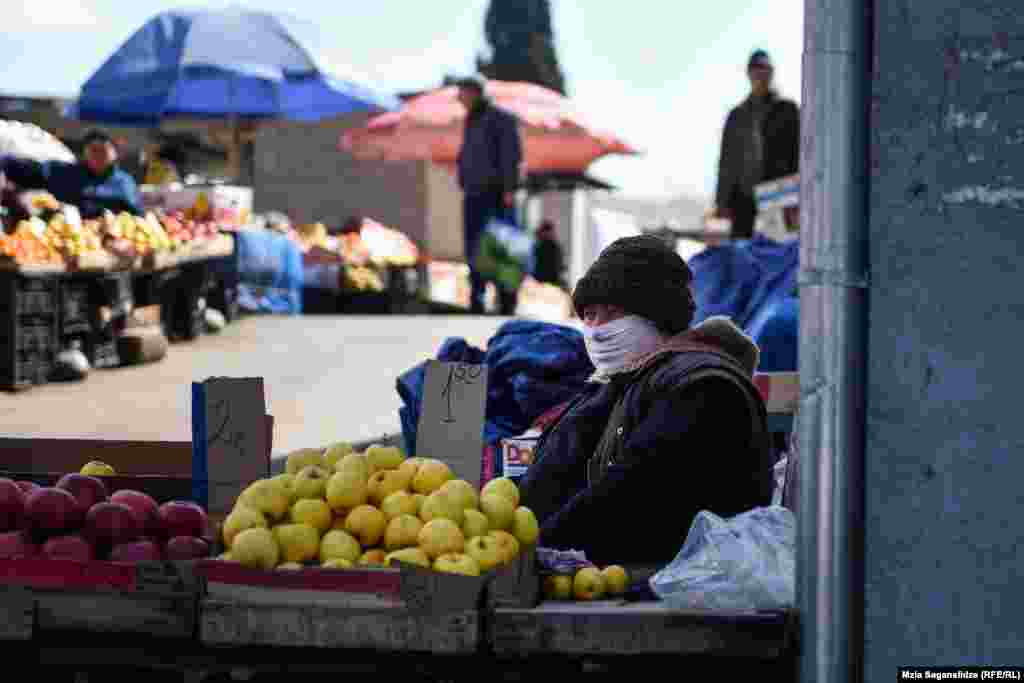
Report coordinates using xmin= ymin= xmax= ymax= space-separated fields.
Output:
xmin=866 ymin=2 xmax=1024 ymax=678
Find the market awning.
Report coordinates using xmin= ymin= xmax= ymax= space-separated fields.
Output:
xmin=339 ymin=80 xmax=639 ymax=174
xmin=519 ymin=172 xmax=616 ymax=194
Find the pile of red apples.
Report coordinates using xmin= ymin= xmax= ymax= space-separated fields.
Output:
xmin=0 ymin=475 xmax=212 ymax=563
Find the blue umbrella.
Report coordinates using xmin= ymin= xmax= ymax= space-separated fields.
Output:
xmin=64 ymin=6 xmax=400 ymax=125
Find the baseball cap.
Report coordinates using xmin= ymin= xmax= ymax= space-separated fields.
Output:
xmin=748 ymin=49 xmax=773 ymax=70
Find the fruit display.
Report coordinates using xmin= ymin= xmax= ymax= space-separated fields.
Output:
xmin=0 ymin=218 xmax=64 ymax=266
xmin=0 ymin=460 xmax=213 ymax=563
xmin=542 ymin=564 xmax=631 ymax=602
xmin=341 ymin=265 xmax=385 ymax=293
xmin=217 ymin=443 xmax=539 ymax=577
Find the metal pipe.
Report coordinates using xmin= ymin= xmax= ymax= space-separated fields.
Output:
xmin=798 ymin=1 xmax=871 ymax=682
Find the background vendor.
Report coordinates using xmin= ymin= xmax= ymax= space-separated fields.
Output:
xmin=0 ymin=129 xmax=143 ymax=219
xmin=518 ymin=235 xmax=774 ymax=566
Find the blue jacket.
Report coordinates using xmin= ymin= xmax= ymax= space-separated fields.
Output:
xmin=457 ymin=101 xmax=522 ymax=196
xmin=0 ymin=156 xmax=143 ymax=218
xmin=518 ymin=317 xmax=774 ymax=566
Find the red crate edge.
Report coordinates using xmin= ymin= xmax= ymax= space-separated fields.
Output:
xmin=0 ymin=557 xmax=136 ymax=590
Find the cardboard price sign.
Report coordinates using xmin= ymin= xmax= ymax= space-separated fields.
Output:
xmin=192 ymin=377 xmax=272 ymax=516
xmin=415 ymin=361 xmax=488 ymax=489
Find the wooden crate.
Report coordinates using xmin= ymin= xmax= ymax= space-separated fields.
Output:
xmin=488 ymin=601 xmax=796 ymax=658
xmin=197 ymin=560 xmax=483 ymax=653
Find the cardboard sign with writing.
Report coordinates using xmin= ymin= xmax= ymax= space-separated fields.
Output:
xmin=192 ymin=377 xmax=272 ymax=516
xmin=414 ymin=361 xmax=488 ymax=489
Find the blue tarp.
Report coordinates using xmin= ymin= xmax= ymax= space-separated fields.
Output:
xmin=396 ymin=320 xmax=594 ymax=457
xmin=688 ymin=234 xmax=799 ymax=372
xmin=233 ymin=229 xmax=303 ymax=315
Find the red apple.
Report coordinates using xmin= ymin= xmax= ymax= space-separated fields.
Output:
xmin=157 ymin=501 xmax=207 ymax=538
xmin=0 ymin=530 xmax=38 ymax=558
xmin=42 ymin=533 xmax=95 ymax=562
xmin=25 ymin=487 xmax=83 ymax=537
xmin=56 ymin=473 xmax=109 ymax=517
xmin=0 ymin=478 xmax=26 ymax=532
xmin=110 ymin=490 xmax=160 ymax=536
xmin=16 ymin=481 xmax=40 ymax=496
xmin=164 ymin=535 xmax=210 ymax=561
xmin=109 ymin=538 xmax=163 ymax=563
xmin=85 ymin=501 xmax=141 ymax=547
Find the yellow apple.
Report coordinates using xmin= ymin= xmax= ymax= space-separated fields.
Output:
xmin=411 ymin=459 xmax=453 ymax=494
xmin=365 ymin=444 xmax=404 ymax=474
xmin=286 ymin=447 xmax=326 ymax=475
xmin=290 ymin=498 xmax=332 ymax=534
xmin=273 ymin=523 xmax=320 ymax=563
xmin=601 ymin=565 xmax=629 ymax=596
xmin=573 ymin=567 xmax=606 ymax=601
xmin=319 ymin=529 xmax=362 ymax=564
xmin=487 ymin=530 xmax=521 ymax=564
xmin=321 ymin=558 xmax=354 ymax=569
xmin=384 ymin=514 xmax=423 ymax=551
xmin=291 ymin=465 xmax=331 ymax=501
xmin=419 ymin=489 xmax=465 ymax=526
xmin=512 ymin=506 xmax=540 ymax=546
xmin=231 ymin=527 xmax=279 ymax=570
xmin=481 ymin=477 xmax=520 ymax=508
xmin=323 ymin=442 xmax=354 ymax=469
xmin=380 ymin=490 xmax=419 ymax=520
xmin=80 ymin=460 xmax=116 ymax=476
xmin=543 ymin=574 xmax=573 ymax=600
xmin=344 ymin=504 xmax=388 ymax=548
xmin=462 ymin=509 xmax=490 ymax=539
xmin=238 ymin=479 xmax=290 ymax=521
xmin=359 ymin=549 xmax=387 ymax=566
xmin=396 ymin=458 xmax=421 ymax=484
xmin=434 ymin=553 xmax=481 ymax=577
xmin=385 ymin=547 xmax=431 ymax=569
xmin=335 ymin=453 xmax=370 ymax=479
xmin=411 ymin=494 xmax=426 ymax=516
xmin=326 ymin=469 xmax=368 ymax=510
xmin=464 ymin=534 xmax=504 ymax=572
xmin=277 ymin=562 xmax=304 ymax=571
xmin=439 ymin=479 xmax=480 ymax=511
xmin=480 ymin=493 xmax=515 ymax=532
xmin=368 ymin=469 xmax=409 ymax=506
xmin=217 ymin=552 xmax=236 ymax=563
xmin=271 ymin=473 xmax=295 ymax=500
xmin=417 ymin=518 xmax=465 ymax=559
xmin=222 ymin=505 xmax=268 ymax=548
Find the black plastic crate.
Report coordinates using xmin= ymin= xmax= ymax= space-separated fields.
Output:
xmin=0 ymin=272 xmax=60 ymax=389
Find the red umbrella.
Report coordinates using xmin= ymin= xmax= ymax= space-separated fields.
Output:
xmin=339 ymin=81 xmax=639 ymax=174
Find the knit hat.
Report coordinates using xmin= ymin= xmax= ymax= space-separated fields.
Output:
xmin=748 ymin=49 xmax=773 ymax=70
xmin=572 ymin=235 xmax=696 ymax=335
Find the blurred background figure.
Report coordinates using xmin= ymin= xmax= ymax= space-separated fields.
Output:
xmin=531 ymin=219 xmax=567 ymax=290
xmin=712 ymin=49 xmax=799 ymax=239
xmin=143 ymin=144 xmax=183 ymax=186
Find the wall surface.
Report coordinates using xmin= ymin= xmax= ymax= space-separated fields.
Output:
xmin=867 ymin=1 xmax=1024 ymax=676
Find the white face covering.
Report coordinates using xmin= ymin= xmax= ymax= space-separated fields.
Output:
xmin=583 ymin=315 xmax=666 ymax=376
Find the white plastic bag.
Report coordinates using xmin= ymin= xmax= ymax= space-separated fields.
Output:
xmin=649 ymin=506 xmax=796 ymax=611
xmin=772 ymin=455 xmax=789 ymax=506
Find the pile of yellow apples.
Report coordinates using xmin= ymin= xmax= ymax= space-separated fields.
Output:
xmin=219 ymin=443 xmax=539 ymax=577
xmin=542 ymin=564 xmax=630 ymax=602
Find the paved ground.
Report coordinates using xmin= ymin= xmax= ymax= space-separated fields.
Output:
xmin=0 ymin=315 xmax=509 ymax=456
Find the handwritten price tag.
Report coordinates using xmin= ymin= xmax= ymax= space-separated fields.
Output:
xmin=415 ymin=361 xmax=488 ymax=489
xmin=193 ymin=377 xmax=270 ymax=516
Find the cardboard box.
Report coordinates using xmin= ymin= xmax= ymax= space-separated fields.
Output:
xmin=499 ymin=429 xmax=542 ymax=482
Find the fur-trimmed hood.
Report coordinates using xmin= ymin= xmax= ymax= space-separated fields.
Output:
xmin=589 ymin=316 xmax=760 ymax=383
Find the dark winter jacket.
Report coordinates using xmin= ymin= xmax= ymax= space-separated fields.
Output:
xmin=0 ymin=156 xmax=143 ymax=219
xmin=457 ymin=100 xmax=523 ymax=197
xmin=532 ymin=237 xmax=566 ymax=287
xmin=715 ymin=91 xmax=800 ymax=212
xmin=518 ymin=316 xmax=774 ymax=566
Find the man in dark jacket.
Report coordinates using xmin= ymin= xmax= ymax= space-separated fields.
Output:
xmin=455 ymin=77 xmax=523 ymax=314
xmin=0 ymin=129 xmax=142 ymax=219
xmin=518 ymin=235 xmax=774 ymax=567
xmin=714 ymin=50 xmax=799 ymax=239
xmin=531 ymin=219 xmax=567 ymax=289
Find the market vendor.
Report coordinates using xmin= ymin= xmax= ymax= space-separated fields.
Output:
xmin=518 ymin=235 xmax=774 ymax=566
xmin=0 ymin=129 xmax=143 ymax=219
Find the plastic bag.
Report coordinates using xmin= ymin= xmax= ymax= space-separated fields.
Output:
xmin=772 ymin=455 xmax=789 ymax=506
xmin=649 ymin=506 xmax=796 ymax=611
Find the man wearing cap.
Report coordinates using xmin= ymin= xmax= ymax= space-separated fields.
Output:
xmin=713 ymin=50 xmax=800 ymax=240
xmin=454 ymin=76 xmax=524 ymax=314
xmin=518 ymin=235 xmax=774 ymax=566
xmin=0 ymin=129 xmax=143 ymax=219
